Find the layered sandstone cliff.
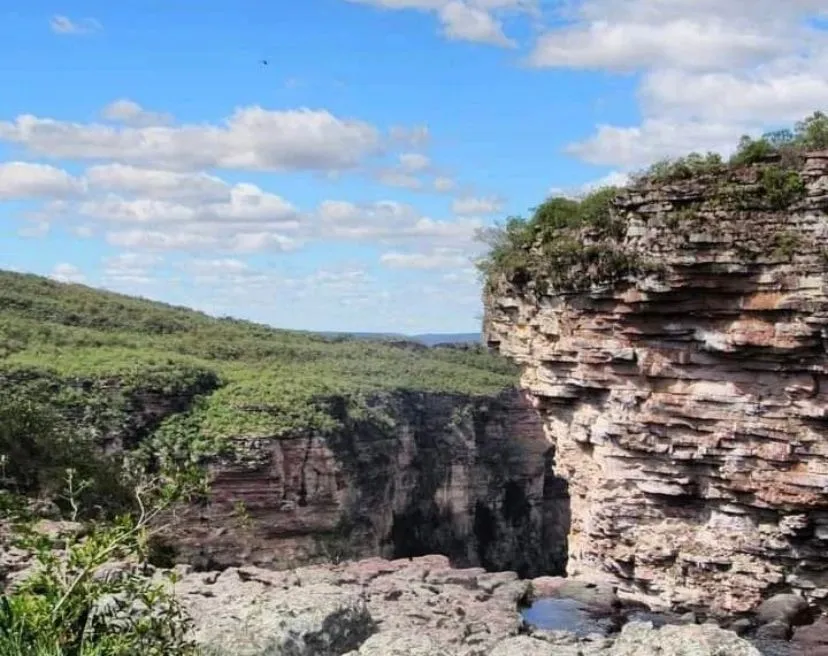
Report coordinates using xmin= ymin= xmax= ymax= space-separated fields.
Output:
xmin=484 ymin=152 xmax=828 ymax=614
xmin=159 ymin=388 xmax=569 ymax=578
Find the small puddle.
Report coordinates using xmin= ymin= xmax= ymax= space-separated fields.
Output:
xmin=522 ymin=599 xmax=795 ymax=655
xmin=520 ymin=598 xmax=617 ymax=636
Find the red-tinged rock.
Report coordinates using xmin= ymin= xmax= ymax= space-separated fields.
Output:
xmin=484 ymin=151 xmax=828 ymax=615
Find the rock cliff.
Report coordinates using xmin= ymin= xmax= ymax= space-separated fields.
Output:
xmin=484 ymin=151 xmax=828 ymax=614
xmin=159 ymin=388 xmax=569 ymax=578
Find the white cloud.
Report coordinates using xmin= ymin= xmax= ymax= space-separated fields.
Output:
xmin=398 ymin=152 xmax=431 ymax=171
xmin=75 ymin=174 xmax=303 ymax=254
xmin=545 ymin=1 xmax=828 ymax=169
xmin=104 ymin=228 xmax=301 ymax=253
xmin=548 ymin=170 xmax=630 ymax=198
xmin=433 ymin=176 xmax=457 ymax=192
xmin=0 ymin=105 xmax=386 ymax=173
xmin=639 ymin=67 xmax=828 ymax=124
xmin=375 ymin=169 xmax=423 ymax=189
xmin=0 ymin=162 xmax=84 ymax=199
xmin=78 ymin=183 xmax=299 ymax=226
xmin=346 ymin=0 xmax=534 ymax=46
xmin=380 ymin=247 xmax=469 ymax=269
xmin=566 ymin=119 xmax=749 ymax=169
xmin=100 ymin=99 xmax=173 ymax=127
xmin=102 ymin=252 xmax=162 ymax=284
xmin=85 ymin=164 xmax=232 ymax=202
xmin=317 ymin=199 xmax=483 ymax=247
xmin=180 ymin=258 xmax=250 ymax=275
xmin=451 ymin=195 xmax=503 ymax=215
xmin=529 ymin=19 xmax=783 ymax=72
xmin=50 ymin=263 xmax=85 ymax=283
xmin=50 ymin=15 xmax=101 ymax=35
xmin=438 ymin=1 xmax=515 ymax=47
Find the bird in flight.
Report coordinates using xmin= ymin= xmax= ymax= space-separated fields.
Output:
xmin=260 ymin=59 xmax=268 ymax=66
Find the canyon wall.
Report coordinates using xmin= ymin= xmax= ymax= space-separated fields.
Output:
xmin=160 ymin=388 xmax=568 ymax=578
xmin=484 ymin=152 xmax=828 ymax=614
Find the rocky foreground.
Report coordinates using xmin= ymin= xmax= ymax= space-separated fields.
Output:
xmin=157 ymin=554 xmax=803 ymax=655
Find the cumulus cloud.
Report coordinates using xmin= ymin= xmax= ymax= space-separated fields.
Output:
xmin=105 ymin=228 xmax=301 ymax=253
xmin=102 ymin=252 xmax=162 ymax=285
xmin=0 ymin=161 xmax=84 ymax=199
xmin=380 ymin=247 xmax=470 ymax=269
xmin=78 ymin=183 xmax=299 ymax=226
xmin=451 ymin=195 xmax=503 ymax=215
xmin=566 ymin=119 xmax=751 ymax=168
xmin=375 ymin=169 xmax=423 ymax=189
xmin=85 ymin=164 xmax=229 ymax=202
xmin=548 ymin=170 xmax=631 ymax=199
xmin=433 ymin=176 xmax=457 ymax=192
xmin=437 ymin=1 xmax=516 ymax=47
xmin=50 ymin=15 xmax=101 ymax=35
xmin=398 ymin=152 xmax=431 ymax=171
xmin=100 ymin=99 xmax=173 ymax=127
xmin=59 ymin=165 xmax=303 ymax=254
xmin=541 ymin=0 xmax=828 ymax=169
xmin=346 ymin=0 xmax=534 ymax=46
xmin=528 ymin=19 xmax=783 ymax=72
xmin=50 ymin=263 xmax=85 ymax=283
xmin=0 ymin=106 xmax=385 ymax=173
xmin=317 ymin=199 xmax=483 ymax=247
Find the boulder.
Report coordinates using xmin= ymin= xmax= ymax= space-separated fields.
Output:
xmin=755 ymin=593 xmax=812 ymax=627
xmin=343 ymin=630 xmax=449 ymax=656
xmin=609 ymin=621 xmax=761 ymax=656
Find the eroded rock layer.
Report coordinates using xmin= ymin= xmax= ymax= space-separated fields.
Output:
xmin=484 ymin=152 xmax=828 ymax=614
xmin=162 ymin=388 xmax=568 ymax=578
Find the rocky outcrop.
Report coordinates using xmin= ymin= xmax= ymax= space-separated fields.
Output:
xmin=160 ymin=388 xmax=568 ymax=578
xmin=484 ymin=152 xmax=828 ymax=614
xmin=166 ymin=554 xmax=761 ymax=655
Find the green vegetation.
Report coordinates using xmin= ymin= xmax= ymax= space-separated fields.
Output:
xmin=476 ymin=186 xmax=651 ymax=294
xmin=641 ymin=111 xmax=828 ymax=182
xmin=1 ymin=384 xmax=204 ymax=655
xmin=1 ymin=491 xmax=201 ymax=655
xmin=0 ymin=269 xmax=516 ymax=448
xmin=478 ymin=111 xmax=828 ymax=294
xmin=0 ymin=271 xmax=517 ymax=653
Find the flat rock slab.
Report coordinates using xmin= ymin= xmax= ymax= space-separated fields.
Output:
xmin=167 ymin=557 xmax=762 ymax=656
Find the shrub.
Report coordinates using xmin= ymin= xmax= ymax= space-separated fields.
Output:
xmin=0 ymin=392 xmax=129 ymax=518
xmin=476 ymin=186 xmax=646 ymax=294
xmin=0 ymin=481 xmax=200 ymax=656
xmin=638 ymin=152 xmax=725 ymax=182
xmin=759 ymin=166 xmax=806 ymax=209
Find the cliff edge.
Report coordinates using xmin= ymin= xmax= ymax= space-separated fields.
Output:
xmin=483 ymin=125 xmax=828 ymax=614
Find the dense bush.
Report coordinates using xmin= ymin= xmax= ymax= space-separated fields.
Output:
xmin=1 ymin=487 xmax=200 ymax=655
xmin=0 ymin=392 xmax=130 ymax=519
xmin=476 ymin=185 xmax=647 ymax=294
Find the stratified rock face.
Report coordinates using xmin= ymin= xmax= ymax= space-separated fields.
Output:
xmin=163 ymin=388 xmax=567 ymax=578
xmin=484 ymin=152 xmax=828 ymax=614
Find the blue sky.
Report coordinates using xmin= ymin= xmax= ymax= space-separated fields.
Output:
xmin=1 ymin=1 xmax=827 ymax=333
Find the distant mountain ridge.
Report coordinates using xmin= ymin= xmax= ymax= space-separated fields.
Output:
xmin=318 ymin=331 xmax=482 ymax=346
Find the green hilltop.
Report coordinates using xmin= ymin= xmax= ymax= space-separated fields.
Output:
xmin=0 ymin=269 xmax=517 ymax=442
